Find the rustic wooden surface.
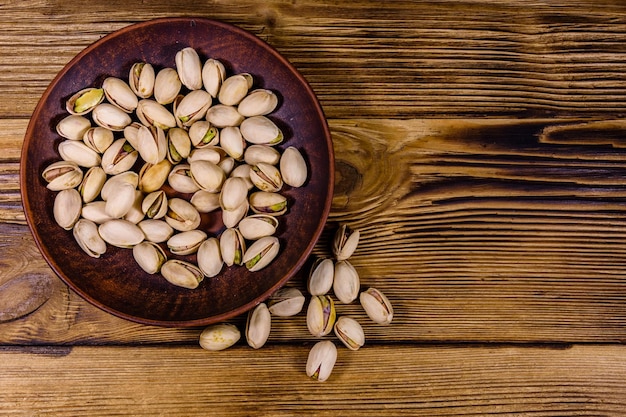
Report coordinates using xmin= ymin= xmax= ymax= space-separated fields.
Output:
xmin=2 ymin=0 xmax=626 ymax=415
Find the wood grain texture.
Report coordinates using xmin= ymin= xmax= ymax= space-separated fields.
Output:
xmin=1 ymin=344 xmax=625 ymax=416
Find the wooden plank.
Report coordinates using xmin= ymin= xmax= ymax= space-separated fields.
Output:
xmin=1 ymin=344 xmax=625 ymax=416
xmin=2 ymin=1 xmax=626 ymax=118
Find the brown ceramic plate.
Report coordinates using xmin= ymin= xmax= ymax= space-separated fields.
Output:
xmin=20 ymin=18 xmax=333 ymax=327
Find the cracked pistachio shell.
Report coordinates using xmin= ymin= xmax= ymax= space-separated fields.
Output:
xmin=244 ymin=144 xmax=281 ymax=166
xmin=58 ymin=140 xmax=101 ymax=168
xmin=129 ymin=62 xmax=155 ymax=98
xmin=240 ymin=116 xmax=283 ymax=146
xmin=197 ymin=237 xmax=223 ymax=278
xmin=218 ymin=73 xmax=253 ymax=106
xmin=78 ymin=166 xmax=106 ymax=204
xmin=137 ymin=125 xmax=167 ymax=165
xmin=280 ymin=146 xmax=308 ymax=188
xmin=92 ymin=103 xmax=132 ymax=131
xmin=220 ymin=177 xmax=249 ymax=211
xmin=138 ymin=219 xmax=174 ymax=243
xmin=66 ymin=87 xmax=104 ymax=115
xmin=102 ymin=77 xmax=138 ymax=113
xmin=246 ymin=303 xmax=271 ymax=349
xmin=202 ymin=58 xmax=226 ymax=98
xmin=220 ymin=126 xmax=246 ymax=160
xmin=308 ymin=257 xmax=334 ymax=296
xmin=154 ymin=67 xmax=182 ymax=105
xmin=141 ymin=190 xmax=168 ymax=219
xmin=83 ymin=127 xmax=114 ymax=153
xmin=221 ymin=199 xmax=248 ymax=229
xmin=104 ymin=181 xmax=136 ymax=219
xmin=238 ymin=89 xmax=278 ymax=117
xmin=167 ymin=229 xmax=207 ymax=256
xmin=73 ymin=219 xmax=107 ymax=258
xmin=168 ymin=163 xmax=200 ymax=194
xmin=333 ymin=260 xmax=360 ymax=304
xmin=81 ymin=201 xmax=114 ymax=224
xmin=98 ymin=219 xmax=144 ymax=248
xmin=249 ymin=191 xmax=287 ymax=216
xmin=175 ymin=47 xmax=203 ymax=90
xmin=165 ymin=198 xmax=201 ymax=232
xmin=167 ymin=128 xmax=192 ymax=164
xmin=219 ymin=227 xmax=246 ymax=267
xmin=138 ymin=159 xmax=172 ymax=193
xmin=206 ymin=104 xmax=244 ymax=128
xmin=161 ymin=259 xmax=204 ymax=290
xmin=360 ymin=287 xmax=393 ymax=325
xmin=334 ymin=316 xmax=365 ymax=351
xmin=190 ymin=160 xmax=225 ymax=193
xmin=133 ymin=241 xmax=167 ymax=274
xmin=238 ymin=214 xmax=278 ymax=241
xmin=306 ymin=295 xmax=336 ymax=337
xmin=175 ymin=89 xmax=212 ymax=127
xmin=306 ymin=340 xmax=337 ymax=382
xmin=53 ymin=188 xmax=82 ymax=230
xmin=242 ymin=236 xmax=279 ymax=272
xmin=101 ymin=138 xmax=138 ymax=175
xmin=57 ymin=115 xmax=91 ymax=141
xmin=199 ymin=323 xmax=240 ymax=351
xmin=188 ymin=120 xmax=219 ymax=148
xmin=42 ymin=160 xmax=83 ymax=191
xmin=250 ymin=162 xmax=283 ymax=192
xmin=190 ymin=190 xmax=221 ymax=213
xmin=333 ymin=224 xmax=360 ymax=261
xmin=268 ymin=287 xmax=305 ymax=317
xmin=136 ymin=99 xmax=177 ymax=130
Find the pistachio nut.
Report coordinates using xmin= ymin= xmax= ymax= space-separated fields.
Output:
xmin=245 ymin=302 xmax=271 ymax=349
xmin=190 ymin=190 xmax=221 ymax=213
xmin=333 ymin=316 xmax=365 ymax=351
xmin=306 ymin=340 xmax=337 ymax=382
xmin=98 ymin=219 xmax=145 ymax=248
xmin=72 ymin=218 xmax=107 ymax=258
xmin=220 ymin=126 xmax=246 ymax=160
xmin=168 ymin=163 xmax=200 ymax=194
xmin=123 ymin=121 xmax=143 ymax=149
xmin=244 ymin=144 xmax=281 ymax=166
xmin=240 ymin=116 xmax=283 ymax=145
xmin=104 ymin=181 xmax=136 ymax=219
xmin=249 ymin=191 xmax=287 ymax=216
xmin=101 ymin=138 xmax=138 ymax=175
xmin=58 ymin=140 xmax=102 ymax=168
xmin=132 ymin=241 xmax=167 ymax=274
xmin=165 ymin=198 xmax=201 ymax=232
xmin=188 ymin=120 xmax=219 ymax=148
xmin=102 ymin=76 xmax=138 ymax=113
xmin=250 ymin=162 xmax=283 ymax=192
xmin=56 ymin=114 xmax=92 ymax=141
xmin=53 ymin=188 xmax=82 ymax=230
xmin=167 ymin=128 xmax=192 ymax=164
xmin=205 ymin=104 xmax=244 ymax=128
xmin=123 ymin=190 xmax=145 ymax=224
xmin=199 ymin=323 xmax=240 ymax=351
xmin=81 ymin=201 xmax=114 ymax=224
xmin=229 ymin=164 xmax=254 ymax=190
xmin=137 ymin=219 xmax=174 ymax=243
xmin=161 ymin=259 xmax=204 ymax=289
xmin=136 ymin=125 xmax=167 ymax=165
xmin=66 ymin=87 xmax=104 ymax=115
xmin=202 ymin=58 xmax=226 ymax=98
xmin=129 ymin=62 xmax=155 ymax=98
xmin=100 ymin=171 xmax=138 ymax=200
xmin=167 ymin=229 xmax=207 ymax=255
xmin=333 ymin=260 xmax=360 ymax=304
xmin=175 ymin=47 xmax=203 ymax=90
xmin=218 ymin=73 xmax=253 ymax=106
xmin=237 ymin=89 xmax=278 ymax=117
xmin=219 ymin=177 xmax=249 ymax=211
xmin=136 ymin=99 xmax=177 ymax=130
xmin=219 ymin=227 xmax=246 ymax=267
xmin=42 ymin=160 xmax=83 ymax=191
xmin=197 ymin=237 xmax=223 ymax=278
xmin=359 ymin=287 xmax=393 ymax=325
xmin=141 ymin=190 xmax=168 ymax=219
xmin=154 ymin=67 xmax=182 ymax=105
xmin=280 ymin=146 xmax=308 ymax=188
xmin=219 ymin=156 xmax=236 ymax=176
xmin=306 ymin=295 xmax=336 ymax=337
xmin=267 ymin=287 xmax=305 ymax=317
xmin=83 ymin=126 xmax=114 ymax=153
xmin=308 ymin=257 xmax=334 ymax=296
xmin=221 ymin=199 xmax=249 ymax=229
xmin=333 ymin=224 xmax=360 ymax=261
xmin=175 ymin=89 xmax=212 ymax=127
xmin=242 ymin=236 xmax=280 ymax=272
xmin=190 ymin=160 xmax=225 ymax=193
xmin=92 ymin=103 xmax=132 ymax=131
xmin=187 ymin=146 xmax=225 ymax=165
xmin=138 ymin=159 xmax=172 ymax=193
xmin=238 ymin=214 xmax=279 ymax=241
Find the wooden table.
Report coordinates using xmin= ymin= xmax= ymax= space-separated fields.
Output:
xmin=2 ymin=1 xmax=626 ymax=415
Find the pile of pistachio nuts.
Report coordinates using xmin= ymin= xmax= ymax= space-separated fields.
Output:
xmin=42 ymin=47 xmax=308 ymax=288
xmin=199 ymin=224 xmax=394 ymax=382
